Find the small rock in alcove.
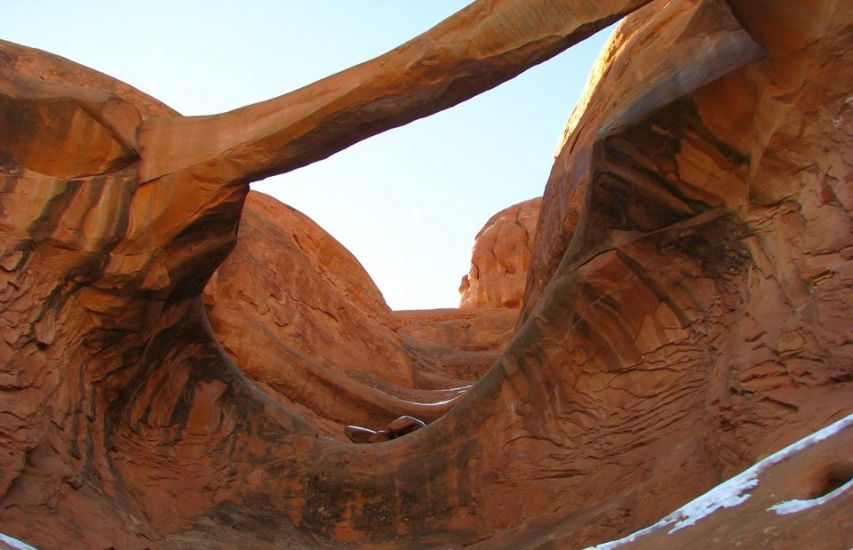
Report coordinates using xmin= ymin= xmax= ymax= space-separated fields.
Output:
xmin=345 ymin=415 xmax=427 ymax=444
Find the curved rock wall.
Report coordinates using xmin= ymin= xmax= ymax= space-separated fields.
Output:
xmin=0 ymin=0 xmax=851 ymax=548
xmin=204 ymin=191 xmax=512 ymax=435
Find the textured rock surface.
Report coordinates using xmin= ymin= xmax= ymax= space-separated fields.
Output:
xmin=583 ymin=415 xmax=853 ymax=550
xmin=205 ymin=193 xmax=405 ymax=388
xmin=459 ymin=197 xmax=541 ymax=308
xmin=1 ymin=0 xmax=851 ymax=548
xmin=394 ymin=307 xmax=519 ymax=381
xmin=204 ymin=191 xmax=507 ymax=435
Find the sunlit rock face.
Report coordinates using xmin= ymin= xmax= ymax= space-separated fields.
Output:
xmin=459 ymin=197 xmax=541 ymax=309
xmin=1 ymin=0 xmax=851 ymax=548
xmin=203 ymin=191 xmax=515 ymax=436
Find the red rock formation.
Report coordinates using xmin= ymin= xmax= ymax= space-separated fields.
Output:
xmin=585 ymin=414 xmax=853 ymax=549
xmin=204 ymin=191 xmax=508 ymax=434
xmin=205 ymin=193 xmax=410 ymax=389
xmin=394 ymin=307 xmax=518 ymax=381
xmin=459 ymin=197 xmax=541 ymax=309
xmin=1 ymin=0 xmax=851 ymax=548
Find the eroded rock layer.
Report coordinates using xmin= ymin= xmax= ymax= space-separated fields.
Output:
xmin=459 ymin=197 xmax=541 ymax=309
xmin=204 ymin=191 xmax=512 ymax=435
xmin=1 ymin=0 xmax=851 ymax=548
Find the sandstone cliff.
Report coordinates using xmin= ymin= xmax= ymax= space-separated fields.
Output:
xmin=459 ymin=197 xmax=541 ymax=309
xmin=0 ymin=0 xmax=851 ymax=548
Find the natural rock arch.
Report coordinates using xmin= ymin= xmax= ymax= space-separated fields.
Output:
xmin=0 ymin=0 xmax=850 ymax=548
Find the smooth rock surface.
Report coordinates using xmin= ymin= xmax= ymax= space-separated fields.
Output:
xmin=345 ymin=416 xmax=427 ymax=444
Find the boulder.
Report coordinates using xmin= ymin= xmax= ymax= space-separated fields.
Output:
xmin=459 ymin=197 xmax=541 ymax=309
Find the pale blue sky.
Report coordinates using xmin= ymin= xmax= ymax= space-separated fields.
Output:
xmin=4 ymin=2 xmax=612 ymax=310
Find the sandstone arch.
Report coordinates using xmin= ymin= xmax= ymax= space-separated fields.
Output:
xmin=1 ymin=0 xmax=850 ymax=548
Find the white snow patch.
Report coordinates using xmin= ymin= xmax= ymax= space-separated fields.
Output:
xmin=666 ymin=474 xmax=758 ymax=532
xmin=768 ymin=478 xmax=853 ymax=515
xmin=0 ymin=533 xmax=38 ymax=550
xmin=583 ymin=412 xmax=853 ymax=549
